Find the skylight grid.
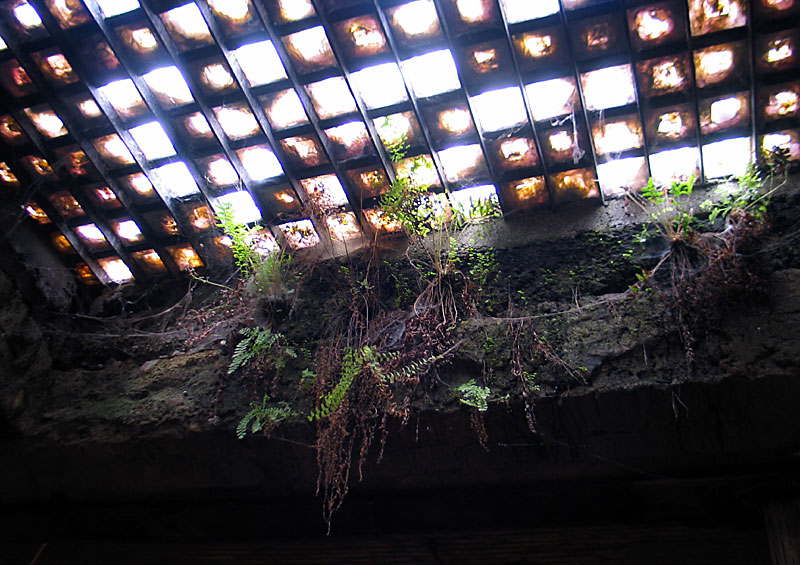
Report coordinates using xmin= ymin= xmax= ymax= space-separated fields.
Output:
xmin=0 ymin=0 xmax=793 ymax=287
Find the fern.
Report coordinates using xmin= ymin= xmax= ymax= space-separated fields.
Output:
xmin=308 ymin=347 xmax=362 ymax=421
xmin=454 ymin=379 xmax=491 ymax=412
xmin=228 ymin=327 xmax=293 ymax=375
xmin=237 ymin=395 xmax=295 ymax=439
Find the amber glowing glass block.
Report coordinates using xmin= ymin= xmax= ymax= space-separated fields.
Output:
xmin=197 ymin=61 xmax=237 ymax=94
xmin=99 ymin=257 xmax=134 ymax=283
xmin=280 ymin=135 xmax=328 ymax=168
xmin=75 ymin=263 xmax=98 ymax=285
xmin=364 ymin=209 xmax=402 ymax=233
xmin=45 ymin=0 xmax=90 ymax=27
xmin=23 ymin=202 xmax=49 ymax=223
xmin=346 ymin=167 xmax=390 ymax=198
xmin=89 ymin=186 xmax=121 ymax=210
xmin=207 ymin=0 xmax=258 ymax=36
xmin=646 ymin=105 xmax=697 ymax=144
xmin=434 ymin=106 xmax=474 ymax=139
xmin=111 ymin=219 xmax=145 ymax=244
xmin=279 ymin=219 xmax=320 ymax=249
xmin=93 ymin=134 xmax=136 ymax=167
xmin=542 ymin=128 xmax=583 ymax=167
xmin=51 ymin=233 xmax=74 ymax=254
xmin=756 ymin=30 xmax=799 ymax=74
xmin=760 ymin=83 xmax=800 ymax=122
xmin=144 ymin=210 xmax=180 ymax=237
xmin=33 ymin=50 xmax=78 ymax=86
xmin=121 ymin=172 xmax=156 ymax=201
xmin=550 ymin=169 xmax=599 ymax=204
xmin=700 ymin=93 xmax=750 ymax=134
xmin=22 ymin=155 xmax=54 ymax=177
xmin=75 ymin=223 xmax=110 ymax=250
xmin=180 ymin=112 xmax=215 ymax=144
xmin=326 ymin=212 xmax=362 ymax=242
xmin=117 ymin=24 xmax=161 ymax=61
xmin=592 ymin=117 xmax=643 ymax=155
xmin=572 ymin=16 xmax=626 ymax=60
xmin=688 ymin=0 xmax=747 ymax=36
xmin=334 ymin=16 xmax=388 ymax=61
xmin=283 ymin=27 xmax=336 ymax=74
xmin=49 ymin=191 xmax=85 ymax=219
xmin=167 ymin=244 xmax=204 ymax=271
xmin=513 ymin=28 xmax=563 ymax=71
xmin=627 ymin=3 xmax=682 ymax=50
xmin=504 ymin=176 xmax=548 ymax=208
xmin=596 ymin=157 xmax=648 ymax=198
xmin=0 ymin=60 xmax=37 ymax=97
xmin=266 ymin=0 xmax=315 ymax=24
xmin=394 ymin=155 xmax=440 ymax=188
xmin=132 ymin=249 xmax=168 ymax=276
xmin=490 ymin=137 xmax=539 ymax=171
xmin=636 ymin=55 xmax=692 ymax=98
xmin=461 ymin=42 xmax=507 ymax=80
xmin=59 ymin=148 xmax=93 ymax=178
xmin=161 ymin=3 xmax=213 ymax=50
xmin=300 ymin=174 xmax=348 ymax=208
xmin=261 ymin=89 xmax=308 ymax=130
xmin=0 ymin=115 xmax=27 ymax=144
xmin=0 ymin=162 xmax=19 ymax=185
xmin=270 ymin=187 xmax=301 ymax=215
xmin=386 ymin=0 xmax=442 ymax=47
xmin=186 ymin=205 xmax=215 ymax=231
xmin=325 ymin=122 xmax=374 ymax=161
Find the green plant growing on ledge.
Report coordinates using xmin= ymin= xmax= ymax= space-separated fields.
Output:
xmin=454 ymin=379 xmax=491 ymax=412
xmin=237 ymin=395 xmax=295 ymax=439
xmin=628 ymin=175 xmax=697 ymax=244
xmin=228 ymin=327 xmax=296 ymax=376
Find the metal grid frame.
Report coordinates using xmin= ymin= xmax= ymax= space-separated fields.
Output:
xmin=0 ymin=0 xmax=797 ymax=287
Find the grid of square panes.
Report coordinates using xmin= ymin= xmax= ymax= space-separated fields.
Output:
xmin=0 ymin=0 xmax=797 ymax=286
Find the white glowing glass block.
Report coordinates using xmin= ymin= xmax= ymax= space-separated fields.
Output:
xmin=237 ymin=146 xmax=283 ymax=181
xmin=581 ymin=65 xmax=636 ymax=111
xmin=206 ymin=157 xmax=239 ymax=186
xmin=99 ymin=79 xmax=144 ymax=116
xmin=264 ymin=89 xmax=307 ymax=129
xmin=471 ymin=87 xmax=526 ymax=132
xmin=594 ymin=121 xmax=641 ymax=154
xmin=525 ymin=78 xmax=576 ymax=121
xmin=500 ymin=0 xmax=560 ymax=23
xmin=763 ymin=132 xmax=792 ymax=151
xmin=649 ymin=146 xmax=700 ymax=186
xmin=214 ymin=106 xmax=260 ymax=140
xmin=114 ymin=219 xmax=144 ymax=243
xmin=129 ymin=122 xmax=176 ymax=161
xmin=0 ymin=36 xmax=7 ymax=49
xmin=702 ymin=137 xmax=752 ymax=179
xmin=152 ymin=162 xmax=199 ymax=198
xmin=98 ymin=257 xmax=134 ymax=283
xmin=233 ymin=41 xmax=286 ymax=87
xmin=402 ymin=50 xmax=460 ymax=98
xmin=13 ymin=2 xmax=42 ymax=28
xmin=351 ymin=63 xmax=408 ymax=109
xmin=286 ymin=26 xmax=331 ymax=62
xmin=24 ymin=108 xmax=67 ymax=138
xmin=710 ymin=97 xmax=742 ymax=125
xmin=393 ymin=0 xmax=439 ymax=36
xmin=163 ymin=3 xmax=211 ymax=41
xmin=143 ymin=67 xmax=194 ymax=107
xmin=207 ymin=0 xmax=249 ymax=20
xmin=96 ymin=0 xmax=140 ymax=17
xmin=449 ymin=184 xmax=499 ymax=217
xmin=215 ymin=190 xmax=262 ymax=224
xmin=438 ymin=144 xmax=483 ymax=182
xmin=76 ymin=224 xmax=106 ymax=245
xmin=326 ymin=212 xmax=361 ymax=241
xmin=300 ymin=174 xmax=348 ymax=207
xmin=596 ymin=157 xmax=647 ymax=198
xmin=396 ymin=155 xmax=439 ymax=188
xmin=279 ymin=219 xmax=320 ymax=249
xmin=201 ymin=63 xmax=235 ymax=91
xmin=306 ymin=77 xmax=357 ymax=119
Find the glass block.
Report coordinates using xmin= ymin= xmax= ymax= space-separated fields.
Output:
xmin=236 ymin=145 xmax=284 ymax=182
xmin=215 ymin=190 xmax=262 ymax=224
xmin=491 ymin=137 xmax=539 ymax=171
xmin=346 ymin=166 xmax=390 ymax=197
xmin=505 ymin=176 xmax=548 ymax=208
xmin=0 ymin=115 xmax=26 ymax=144
xmin=75 ymin=263 xmax=98 ymax=284
xmin=364 ymin=209 xmax=402 ymax=233
xmin=694 ymin=42 xmax=744 ymax=88
xmin=266 ymin=0 xmax=315 ymax=24
xmin=129 ymin=122 xmax=176 ymax=161
xmin=214 ymin=104 xmax=260 ymax=140
xmin=132 ymin=249 xmax=168 ymax=276
xmin=299 ymin=174 xmax=348 ymax=207
xmin=762 ymin=130 xmax=800 ymax=162
xmin=756 ymin=30 xmax=798 ymax=74
xmin=93 ymin=134 xmax=136 ymax=167
xmin=700 ymin=92 xmax=750 ymax=134
xmin=161 ymin=3 xmax=213 ymax=50
xmin=374 ymin=112 xmax=423 ymax=150
xmin=116 ymin=24 xmax=161 ymax=60
xmin=197 ymin=61 xmax=237 ymax=94
xmin=703 ymin=137 xmax=752 ymax=178
xmin=572 ymin=15 xmax=626 ymax=60
xmin=51 ymin=233 xmax=74 ymax=254
xmin=636 ymin=55 xmax=692 ymax=98
xmin=0 ymin=162 xmax=19 ymax=185
xmin=98 ymin=257 xmax=134 ymax=283
xmin=261 ymin=89 xmax=308 ymax=130
xmin=74 ymin=96 xmax=104 ymax=120
xmin=438 ymin=144 xmax=487 ymax=183
xmin=550 ymin=169 xmax=599 ymax=204
xmin=33 ymin=50 xmax=78 ymax=85
xmin=327 ymin=212 xmax=361 ymax=242
xmin=60 ymin=148 xmax=92 ymax=177
xmin=24 ymin=106 xmax=67 ymax=138
xmin=646 ymin=105 xmax=696 ymax=144
xmin=513 ymin=28 xmax=564 ymax=71
xmin=499 ymin=0 xmax=559 ymax=23
xmin=627 ymin=3 xmax=683 ymax=50
xmin=121 ymin=172 xmax=156 ymax=201
xmin=88 ymin=186 xmax=121 ymax=210
xmin=152 ymin=162 xmax=200 ymax=199
xmin=525 ymin=77 xmax=578 ymax=121
xmin=471 ymin=87 xmax=526 ymax=133
xmin=449 ymin=184 xmax=499 ymax=218
xmin=283 ymin=26 xmax=336 ymax=74
xmin=11 ymin=0 xmax=43 ymax=30
xmin=387 ymin=0 xmax=442 ymax=47
xmin=144 ymin=210 xmax=180 ymax=236
xmin=596 ymin=157 xmax=648 ymax=198
xmin=688 ymin=0 xmax=747 ymax=36
xmin=279 ymin=219 xmax=319 ymax=249
xmin=761 ymin=82 xmax=800 ymax=121
xmin=96 ymin=0 xmax=139 ymax=18
xmin=334 ymin=16 xmax=388 ymax=61
xmin=542 ymin=127 xmax=583 ymax=166
xmin=649 ymin=146 xmax=699 ymax=185
xmin=24 ymin=202 xmax=49 ymax=223
xmin=186 ymin=204 xmax=215 ymax=231
xmin=592 ymin=116 xmax=643 ymax=155
xmin=279 ymin=135 xmax=328 ymax=168
xmin=75 ymin=223 xmax=109 ymax=249
xmin=403 ymin=50 xmax=460 ymax=98
xmin=21 ymin=155 xmax=54 ymax=176
xmin=99 ymin=79 xmax=147 ymax=120
xmin=181 ymin=112 xmax=215 ymax=142
xmin=143 ymin=67 xmax=194 ymax=108
xmin=306 ymin=77 xmax=357 ymax=119
xmin=49 ymin=191 xmax=84 ymax=219
xmin=394 ymin=154 xmax=439 ymax=188
xmin=111 ymin=219 xmax=145 ymax=244
xmin=44 ymin=0 xmax=90 ymax=28
xmin=351 ymin=63 xmax=408 ymax=110
xmin=234 ymin=41 xmax=286 ymax=87
xmin=207 ymin=0 xmax=259 ymax=35
xmin=580 ymin=65 xmax=636 ymax=111
xmin=74 ymin=36 xmax=120 ymax=75
xmin=202 ymin=155 xmax=239 ymax=188
xmin=325 ymin=122 xmax=374 ymax=161
xmin=167 ymin=244 xmax=204 ymax=270
xmin=0 ymin=60 xmax=37 ymax=97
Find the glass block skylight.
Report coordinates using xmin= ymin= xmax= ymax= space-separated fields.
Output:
xmin=0 ymin=0 xmax=795 ymax=287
